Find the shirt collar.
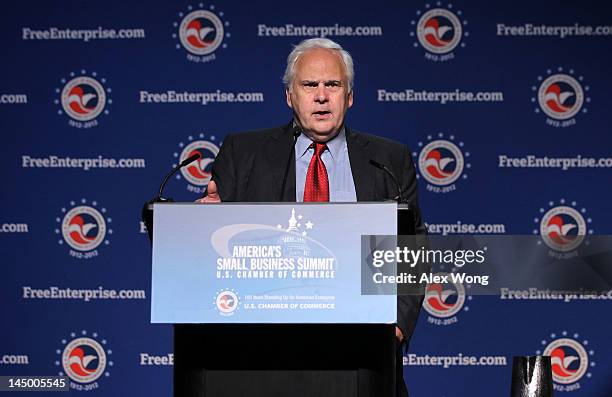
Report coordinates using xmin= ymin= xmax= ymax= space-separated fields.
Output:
xmin=296 ymin=126 xmax=346 ymax=159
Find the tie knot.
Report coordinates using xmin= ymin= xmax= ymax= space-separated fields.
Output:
xmin=311 ymin=142 xmax=327 ymax=157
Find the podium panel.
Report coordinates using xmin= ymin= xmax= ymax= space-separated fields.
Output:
xmin=150 ymin=203 xmax=400 ymax=397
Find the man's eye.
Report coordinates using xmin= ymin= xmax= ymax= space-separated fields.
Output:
xmin=303 ymin=82 xmax=318 ymax=87
xmin=325 ymin=81 xmax=341 ymax=87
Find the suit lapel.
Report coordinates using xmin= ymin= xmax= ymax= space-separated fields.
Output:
xmin=266 ymin=123 xmax=297 ymax=201
xmin=346 ymin=127 xmax=376 ymax=201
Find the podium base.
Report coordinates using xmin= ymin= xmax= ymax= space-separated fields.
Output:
xmin=174 ymin=324 xmax=397 ymax=397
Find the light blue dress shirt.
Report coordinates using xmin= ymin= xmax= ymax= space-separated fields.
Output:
xmin=295 ymin=128 xmax=357 ymax=202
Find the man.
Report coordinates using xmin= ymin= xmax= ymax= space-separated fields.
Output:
xmin=198 ymin=38 xmax=425 ymax=396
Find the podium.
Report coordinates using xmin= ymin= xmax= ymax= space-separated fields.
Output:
xmin=147 ymin=202 xmax=413 ymax=397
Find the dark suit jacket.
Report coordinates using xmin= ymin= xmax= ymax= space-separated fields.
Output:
xmin=210 ymin=123 xmax=426 ymax=343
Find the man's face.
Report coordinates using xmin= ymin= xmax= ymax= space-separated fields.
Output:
xmin=286 ymin=48 xmax=353 ymax=142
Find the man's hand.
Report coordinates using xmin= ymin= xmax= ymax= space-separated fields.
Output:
xmin=195 ymin=180 xmax=222 ymax=203
xmin=395 ymin=326 xmax=405 ymax=343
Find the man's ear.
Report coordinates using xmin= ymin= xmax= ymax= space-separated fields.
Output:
xmin=348 ymin=90 xmax=354 ymax=108
xmin=285 ymin=87 xmax=293 ymax=109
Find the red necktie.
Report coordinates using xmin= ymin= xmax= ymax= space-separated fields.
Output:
xmin=303 ymin=142 xmax=329 ymax=202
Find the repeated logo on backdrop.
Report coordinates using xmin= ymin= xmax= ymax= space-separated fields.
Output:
xmin=423 ymin=271 xmax=472 ymax=326
xmin=172 ymin=133 xmax=220 ymax=195
xmin=532 ymin=67 xmax=590 ymax=128
xmin=55 ymin=70 xmax=111 ymax=129
xmin=56 ymin=199 xmax=112 ymax=260
xmin=414 ymin=133 xmax=470 ymax=194
xmin=173 ymin=4 xmax=230 ymax=63
xmin=410 ymin=2 xmax=468 ymax=62
xmin=536 ymin=331 xmax=595 ymax=393
xmin=533 ymin=199 xmax=592 ymax=259
xmin=56 ymin=330 xmax=113 ymax=392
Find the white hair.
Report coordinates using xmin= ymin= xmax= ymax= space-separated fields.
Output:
xmin=283 ymin=38 xmax=354 ymax=92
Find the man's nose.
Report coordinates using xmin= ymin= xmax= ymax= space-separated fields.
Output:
xmin=314 ymin=84 xmax=329 ymax=103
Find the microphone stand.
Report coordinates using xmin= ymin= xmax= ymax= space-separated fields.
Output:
xmin=279 ymin=125 xmax=302 ymax=202
xmin=141 ymin=153 xmax=202 ymax=243
xmin=369 ymin=159 xmax=415 ymax=235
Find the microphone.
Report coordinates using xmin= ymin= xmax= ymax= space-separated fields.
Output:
xmin=180 ymin=153 xmax=203 ymax=168
xmin=279 ymin=125 xmax=302 ymax=201
xmin=369 ymin=159 xmax=404 ymax=203
xmin=157 ymin=153 xmax=202 ymax=200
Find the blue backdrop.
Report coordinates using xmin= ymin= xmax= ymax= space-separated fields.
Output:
xmin=1 ymin=0 xmax=611 ymax=395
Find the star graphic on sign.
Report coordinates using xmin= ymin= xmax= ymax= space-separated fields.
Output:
xmin=305 ymin=221 xmax=314 ymax=229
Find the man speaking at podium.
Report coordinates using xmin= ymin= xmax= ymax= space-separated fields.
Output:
xmin=197 ymin=37 xmax=425 ymax=397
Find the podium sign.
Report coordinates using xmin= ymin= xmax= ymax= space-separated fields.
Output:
xmin=152 ymin=202 xmax=397 ymax=324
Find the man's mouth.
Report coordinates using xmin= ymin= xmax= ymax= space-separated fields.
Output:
xmin=313 ymin=111 xmax=332 ymax=120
